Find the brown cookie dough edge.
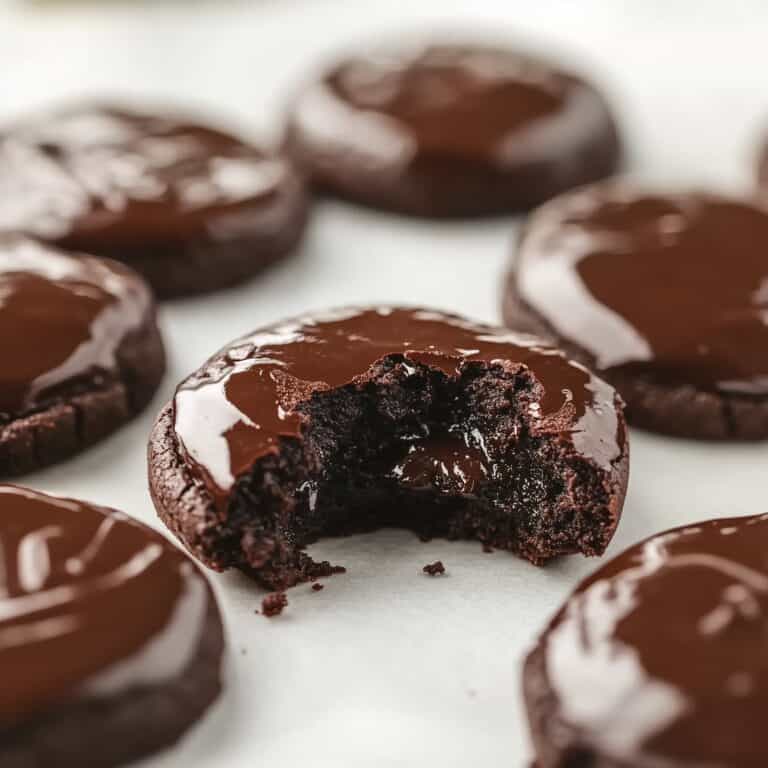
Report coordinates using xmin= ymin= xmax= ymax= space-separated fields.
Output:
xmin=0 ymin=312 xmax=166 ymax=476
xmin=148 ymin=403 xmax=225 ymax=574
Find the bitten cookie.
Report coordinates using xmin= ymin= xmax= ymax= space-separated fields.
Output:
xmin=0 ymin=235 xmax=165 ymax=475
xmin=0 ymin=485 xmax=224 ymax=768
xmin=149 ymin=307 xmax=628 ymax=589
xmin=504 ymin=185 xmax=768 ymax=439
xmin=0 ymin=102 xmax=308 ymax=298
xmin=284 ymin=42 xmax=621 ymax=217
xmin=524 ymin=513 xmax=768 ymax=768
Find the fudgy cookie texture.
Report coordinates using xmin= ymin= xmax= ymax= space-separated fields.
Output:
xmin=0 ymin=235 xmax=165 ymax=476
xmin=524 ymin=513 xmax=768 ymax=768
xmin=284 ymin=42 xmax=621 ymax=217
xmin=149 ymin=307 xmax=628 ymax=590
xmin=504 ymin=184 xmax=768 ymax=439
xmin=0 ymin=485 xmax=224 ymax=768
xmin=0 ymin=102 xmax=308 ymax=298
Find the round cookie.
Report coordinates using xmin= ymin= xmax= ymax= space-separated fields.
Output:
xmin=0 ymin=235 xmax=165 ymax=475
xmin=284 ymin=42 xmax=621 ymax=217
xmin=0 ymin=484 xmax=223 ymax=767
xmin=0 ymin=103 xmax=308 ymax=298
xmin=524 ymin=513 xmax=768 ymax=767
xmin=149 ymin=307 xmax=629 ymax=589
xmin=504 ymin=185 xmax=768 ymax=439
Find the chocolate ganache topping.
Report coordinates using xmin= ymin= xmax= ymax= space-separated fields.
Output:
xmin=0 ymin=235 xmax=149 ymax=416
xmin=530 ymin=514 xmax=768 ymax=766
xmin=0 ymin=103 xmax=295 ymax=249
xmin=516 ymin=187 xmax=768 ymax=395
xmin=290 ymin=44 xmax=613 ymax=174
xmin=0 ymin=485 xmax=213 ymax=727
xmin=173 ymin=307 xmax=624 ymax=510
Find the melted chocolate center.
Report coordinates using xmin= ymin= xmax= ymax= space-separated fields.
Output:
xmin=173 ymin=307 xmax=623 ymax=509
xmin=517 ymin=189 xmax=768 ymax=394
xmin=391 ymin=433 xmax=489 ymax=495
xmin=0 ymin=485 xmax=211 ymax=726
xmin=539 ymin=514 xmax=768 ymax=765
xmin=0 ymin=236 xmax=149 ymax=415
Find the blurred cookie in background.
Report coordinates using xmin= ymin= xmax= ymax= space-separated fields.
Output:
xmin=524 ymin=513 xmax=768 ymax=768
xmin=0 ymin=485 xmax=224 ymax=767
xmin=503 ymin=184 xmax=768 ymax=439
xmin=0 ymin=102 xmax=309 ymax=298
xmin=284 ymin=41 xmax=621 ymax=217
xmin=0 ymin=235 xmax=165 ymax=475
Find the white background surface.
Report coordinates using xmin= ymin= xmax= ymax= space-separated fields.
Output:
xmin=2 ymin=1 xmax=768 ymax=766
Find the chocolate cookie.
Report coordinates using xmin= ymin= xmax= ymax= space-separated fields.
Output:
xmin=524 ymin=513 xmax=768 ymax=767
xmin=0 ymin=485 xmax=223 ymax=767
xmin=0 ymin=103 xmax=308 ymax=298
xmin=284 ymin=42 xmax=621 ymax=217
xmin=0 ymin=235 xmax=165 ymax=475
xmin=149 ymin=307 xmax=628 ymax=590
xmin=504 ymin=185 xmax=768 ymax=439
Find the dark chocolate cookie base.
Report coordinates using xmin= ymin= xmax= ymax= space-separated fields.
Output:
xmin=58 ymin=190 xmax=309 ymax=300
xmin=0 ymin=595 xmax=223 ymax=768
xmin=502 ymin=273 xmax=768 ymax=440
xmin=283 ymin=110 xmax=621 ymax=219
xmin=150 ymin=357 xmax=628 ymax=590
xmin=0 ymin=315 xmax=165 ymax=476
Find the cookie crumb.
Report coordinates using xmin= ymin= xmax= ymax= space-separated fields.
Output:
xmin=423 ymin=561 xmax=446 ymax=576
xmin=311 ymin=583 xmax=324 ymax=592
xmin=309 ymin=561 xmax=346 ymax=580
xmin=261 ymin=592 xmax=288 ymax=617
xmin=482 ymin=543 xmax=494 ymax=554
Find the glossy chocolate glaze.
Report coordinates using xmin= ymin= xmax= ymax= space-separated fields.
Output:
xmin=532 ymin=514 xmax=768 ymax=766
xmin=289 ymin=43 xmax=614 ymax=174
xmin=0 ymin=235 xmax=149 ymax=415
xmin=516 ymin=187 xmax=768 ymax=395
xmin=173 ymin=307 xmax=624 ymax=510
xmin=0 ymin=103 xmax=297 ymax=249
xmin=0 ymin=485 xmax=213 ymax=726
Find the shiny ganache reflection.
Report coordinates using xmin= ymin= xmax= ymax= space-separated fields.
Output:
xmin=0 ymin=236 xmax=149 ymax=415
xmin=0 ymin=103 xmax=291 ymax=247
xmin=533 ymin=514 xmax=768 ymax=766
xmin=516 ymin=187 xmax=768 ymax=394
xmin=292 ymin=44 xmax=609 ymax=170
xmin=173 ymin=307 xmax=623 ymax=510
xmin=0 ymin=485 xmax=211 ymax=726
